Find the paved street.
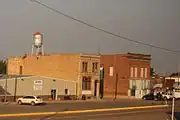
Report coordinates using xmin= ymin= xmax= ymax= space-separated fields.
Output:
xmin=0 ymin=99 xmax=166 ymax=114
xmin=0 ymin=99 xmax=179 ymax=120
xmin=0 ymin=107 xmax=173 ymax=120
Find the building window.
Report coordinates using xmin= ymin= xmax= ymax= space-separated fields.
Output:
xmin=82 ymin=62 xmax=88 ymax=72
xmin=140 ymin=68 xmax=144 ymax=78
xmin=145 ymin=68 xmax=147 ymax=78
xmin=130 ymin=67 xmax=134 ymax=78
xmin=146 ymin=80 xmax=150 ymax=89
xmin=109 ymin=66 xmax=114 ymax=76
xmin=142 ymin=80 xmax=144 ymax=89
xmin=92 ymin=62 xmax=98 ymax=73
xmin=129 ymin=80 xmax=132 ymax=89
xmin=19 ymin=66 xmax=23 ymax=75
xmin=134 ymin=67 xmax=138 ymax=78
xmin=82 ymin=77 xmax=91 ymax=90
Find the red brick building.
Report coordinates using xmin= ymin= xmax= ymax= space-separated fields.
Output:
xmin=100 ymin=53 xmax=151 ymax=98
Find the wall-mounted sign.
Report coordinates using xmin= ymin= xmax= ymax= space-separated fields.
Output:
xmin=33 ymin=80 xmax=43 ymax=91
xmin=82 ymin=90 xmax=92 ymax=95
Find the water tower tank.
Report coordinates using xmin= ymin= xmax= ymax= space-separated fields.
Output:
xmin=33 ymin=32 xmax=43 ymax=48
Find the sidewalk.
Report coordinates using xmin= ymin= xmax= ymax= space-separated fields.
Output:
xmin=0 ymin=98 xmax=106 ymax=105
xmin=103 ymin=95 xmax=140 ymax=100
xmin=46 ymin=99 xmax=105 ymax=104
xmin=0 ymin=96 xmax=141 ymax=105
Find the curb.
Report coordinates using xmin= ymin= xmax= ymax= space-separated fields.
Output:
xmin=0 ymin=104 xmax=169 ymax=117
xmin=0 ymin=99 xmax=106 ymax=105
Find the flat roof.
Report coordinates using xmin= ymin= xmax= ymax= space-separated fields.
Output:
xmin=0 ymin=75 xmax=33 ymax=80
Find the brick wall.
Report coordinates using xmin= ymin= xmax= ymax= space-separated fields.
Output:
xmin=7 ymin=54 xmax=101 ymax=97
xmin=101 ymin=53 xmax=151 ymax=97
xmin=8 ymin=54 xmax=80 ymax=81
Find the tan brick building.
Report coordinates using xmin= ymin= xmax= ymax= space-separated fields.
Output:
xmin=7 ymin=53 xmax=100 ymax=99
xmin=100 ymin=53 xmax=151 ymax=99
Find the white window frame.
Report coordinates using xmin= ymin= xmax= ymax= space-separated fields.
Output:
xmin=130 ymin=67 xmax=134 ymax=78
xmin=134 ymin=67 xmax=138 ymax=78
xmin=145 ymin=68 xmax=148 ymax=78
xmin=140 ymin=68 xmax=144 ymax=78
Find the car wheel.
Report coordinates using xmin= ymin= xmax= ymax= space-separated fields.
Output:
xmin=31 ymin=101 xmax=35 ymax=106
xmin=18 ymin=100 xmax=22 ymax=105
xmin=164 ymin=97 xmax=167 ymax=101
xmin=154 ymin=97 xmax=157 ymax=101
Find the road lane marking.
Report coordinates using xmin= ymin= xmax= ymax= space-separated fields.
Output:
xmin=49 ymin=108 xmax=169 ymax=120
xmin=0 ymin=105 xmax=168 ymax=117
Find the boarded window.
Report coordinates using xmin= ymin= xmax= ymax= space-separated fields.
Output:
xmin=19 ymin=66 xmax=23 ymax=75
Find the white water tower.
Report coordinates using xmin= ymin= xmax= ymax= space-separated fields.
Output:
xmin=31 ymin=32 xmax=44 ymax=55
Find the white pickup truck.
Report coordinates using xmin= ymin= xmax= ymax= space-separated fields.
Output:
xmin=162 ymin=92 xmax=173 ymax=100
xmin=162 ymin=91 xmax=180 ymax=100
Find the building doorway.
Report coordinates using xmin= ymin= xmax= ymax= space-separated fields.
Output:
xmin=131 ymin=86 xmax=136 ymax=96
xmin=51 ymin=89 xmax=56 ymax=100
xmin=94 ymin=80 xmax=98 ymax=97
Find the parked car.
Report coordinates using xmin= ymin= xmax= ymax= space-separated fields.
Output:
xmin=17 ymin=96 xmax=44 ymax=106
xmin=154 ymin=93 xmax=164 ymax=101
xmin=142 ymin=93 xmax=163 ymax=101
xmin=162 ymin=92 xmax=173 ymax=100
xmin=142 ymin=93 xmax=154 ymax=100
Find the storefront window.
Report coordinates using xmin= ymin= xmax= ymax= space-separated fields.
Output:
xmin=82 ymin=77 xmax=91 ymax=90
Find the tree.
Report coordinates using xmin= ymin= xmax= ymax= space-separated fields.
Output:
xmin=170 ymin=72 xmax=180 ymax=77
xmin=0 ymin=60 xmax=7 ymax=74
xmin=150 ymin=68 xmax=156 ymax=76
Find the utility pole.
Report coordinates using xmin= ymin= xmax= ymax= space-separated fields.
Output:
xmin=100 ymin=67 xmax=104 ymax=99
xmin=4 ymin=59 xmax=8 ymax=103
xmin=113 ymin=55 xmax=117 ymax=100
xmin=172 ymin=89 xmax=175 ymax=120
xmin=13 ymin=76 xmax=18 ymax=102
xmin=114 ymin=73 xmax=118 ymax=100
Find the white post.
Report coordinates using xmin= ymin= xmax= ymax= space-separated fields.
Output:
xmin=171 ymin=89 xmax=175 ymax=120
xmin=4 ymin=74 xmax=7 ymax=103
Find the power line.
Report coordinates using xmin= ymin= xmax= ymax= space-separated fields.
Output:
xmin=30 ymin=0 xmax=180 ymax=53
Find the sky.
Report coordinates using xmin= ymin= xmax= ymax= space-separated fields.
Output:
xmin=0 ymin=0 xmax=180 ymax=73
